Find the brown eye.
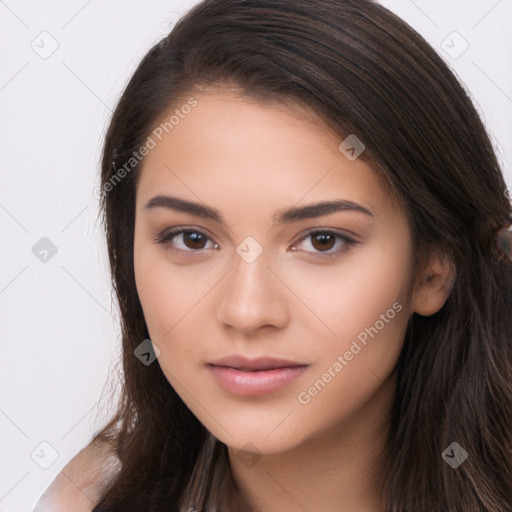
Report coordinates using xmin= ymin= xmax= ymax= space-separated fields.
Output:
xmin=181 ymin=231 xmax=208 ymax=249
xmin=291 ymin=230 xmax=357 ymax=259
xmin=154 ymin=228 xmax=218 ymax=252
xmin=310 ymin=233 xmax=336 ymax=252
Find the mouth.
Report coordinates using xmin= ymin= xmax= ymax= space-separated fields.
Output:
xmin=220 ymin=366 xmax=294 ymax=372
xmin=206 ymin=356 xmax=310 ymax=395
xmin=207 ymin=354 xmax=308 ymax=372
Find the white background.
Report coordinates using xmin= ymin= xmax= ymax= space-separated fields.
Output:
xmin=0 ymin=1 xmax=511 ymax=511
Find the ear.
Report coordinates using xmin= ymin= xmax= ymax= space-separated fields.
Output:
xmin=411 ymin=251 xmax=456 ymax=317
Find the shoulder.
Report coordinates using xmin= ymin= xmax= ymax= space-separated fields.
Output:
xmin=33 ymin=439 xmax=121 ymax=512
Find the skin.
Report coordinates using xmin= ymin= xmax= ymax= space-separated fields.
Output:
xmin=133 ymin=90 xmax=455 ymax=512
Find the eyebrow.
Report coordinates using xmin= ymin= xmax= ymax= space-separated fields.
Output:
xmin=143 ymin=194 xmax=374 ymax=228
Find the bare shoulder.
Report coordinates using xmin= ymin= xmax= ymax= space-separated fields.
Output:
xmin=33 ymin=439 xmax=121 ymax=512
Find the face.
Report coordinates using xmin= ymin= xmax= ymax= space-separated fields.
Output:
xmin=133 ymin=91 xmax=414 ymax=455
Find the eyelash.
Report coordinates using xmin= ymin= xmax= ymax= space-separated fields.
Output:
xmin=153 ymin=226 xmax=358 ymax=259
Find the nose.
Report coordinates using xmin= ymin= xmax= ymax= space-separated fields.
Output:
xmin=215 ymin=251 xmax=290 ymax=334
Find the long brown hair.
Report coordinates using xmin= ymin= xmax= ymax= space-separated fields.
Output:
xmin=91 ymin=0 xmax=512 ymax=510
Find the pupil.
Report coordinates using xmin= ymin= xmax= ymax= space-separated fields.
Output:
xmin=185 ymin=232 xmax=206 ymax=249
xmin=312 ymin=233 xmax=335 ymax=251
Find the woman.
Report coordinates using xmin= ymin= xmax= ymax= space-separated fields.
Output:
xmin=35 ymin=0 xmax=512 ymax=510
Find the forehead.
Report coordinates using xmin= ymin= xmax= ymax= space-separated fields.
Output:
xmin=135 ymin=92 xmax=396 ymax=219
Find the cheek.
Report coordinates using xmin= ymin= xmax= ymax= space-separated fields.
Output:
xmin=283 ymin=237 xmax=411 ymax=409
xmin=134 ymin=243 xmax=183 ymax=339
xmin=291 ymin=260 xmax=408 ymax=422
xmin=282 ymin=239 xmax=410 ymax=345
xmin=133 ymin=244 xmax=219 ymax=367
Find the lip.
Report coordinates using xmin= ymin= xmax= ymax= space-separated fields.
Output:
xmin=206 ymin=355 xmax=309 ymax=395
